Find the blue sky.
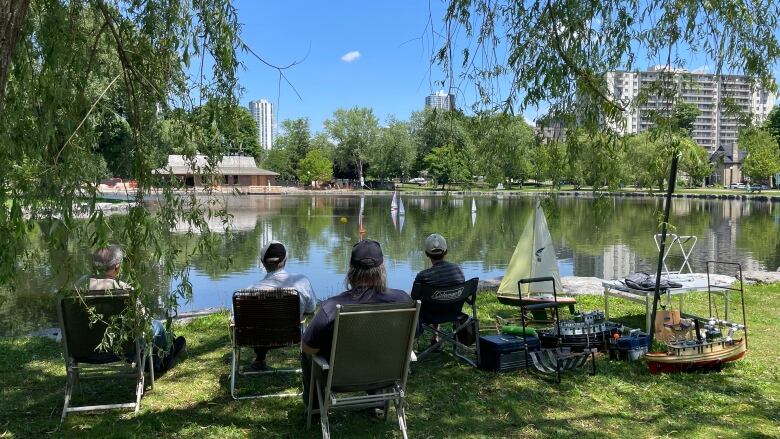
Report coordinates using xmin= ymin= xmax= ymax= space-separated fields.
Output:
xmin=232 ymin=1 xmax=779 ymax=134
xmin=234 ymin=0 xmax=451 ymax=132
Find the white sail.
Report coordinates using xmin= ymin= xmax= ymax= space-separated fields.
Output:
xmin=399 ymin=196 xmax=405 ymax=215
xmin=391 ymin=191 xmax=398 ymax=211
xmin=391 ymin=209 xmax=398 ymax=229
xmin=471 ymin=198 xmax=477 ymax=213
xmin=399 ymin=211 xmax=405 ymax=231
xmin=497 ymin=201 xmax=562 ymax=297
xmin=471 ymin=211 xmax=476 ymax=227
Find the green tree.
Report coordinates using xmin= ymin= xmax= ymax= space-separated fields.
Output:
xmin=0 ymin=0 xmax=253 ymax=348
xmin=324 ymin=107 xmax=379 ymax=185
xmin=764 ymin=106 xmax=780 ymax=146
xmin=469 ymin=113 xmax=535 ymax=188
xmin=190 ymin=100 xmax=262 ymax=159
xmin=369 ymin=117 xmax=415 ymax=181
xmin=275 ymin=118 xmax=311 ymax=173
xmin=410 ymin=108 xmax=471 ymax=174
xmin=262 ymin=146 xmax=295 ymax=181
xmin=679 ymin=137 xmax=713 ymax=187
xmin=424 ymin=143 xmax=469 ymax=189
xmin=741 ymin=129 xmax=780 ymax=186
xmin=296 ymin=148 xmax=333 ymax=187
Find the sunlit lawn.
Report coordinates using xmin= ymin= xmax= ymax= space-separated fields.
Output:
xmin=2 ymin=284 xmax=779 ymax=438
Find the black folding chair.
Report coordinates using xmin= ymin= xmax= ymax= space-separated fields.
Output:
xmin=58 ymin=291 xmax=153 ymax=422
xmin=411 ymin=277 xmax=480 ymax=367
xmin=306 ymin=301 xmax=421 ymax=439
xmin=230 ymin=287 xmax=303 ymax=399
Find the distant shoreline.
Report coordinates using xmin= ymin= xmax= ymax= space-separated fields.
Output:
xmin=97 ymin=186 xmax=780 ymax=202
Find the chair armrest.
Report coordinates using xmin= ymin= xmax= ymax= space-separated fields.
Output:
xmin=312 ymin=355 xmax=330 ymax=371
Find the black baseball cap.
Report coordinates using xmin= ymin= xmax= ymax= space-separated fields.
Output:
xmin=260 ymin=240 xmax=287 ymax=263
xmin=350 ymin=239 xmax=383 ymax=268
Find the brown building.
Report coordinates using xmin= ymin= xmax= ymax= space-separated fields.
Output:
xmin=155 ymin=155 xmax=278 ymax=187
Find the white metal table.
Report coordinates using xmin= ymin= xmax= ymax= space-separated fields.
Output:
xmin=602 ymin=276 xmax=731 ymax=333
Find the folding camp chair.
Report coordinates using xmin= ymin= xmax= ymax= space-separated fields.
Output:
xmin=306 ymin=301 xmax=421 ymax=439
xmin=58 ymin=291 xmax=154 ymax=422
xmin=230 ymin=287 xmax=303 ymax=399
xmin=411 ymin=277 xmax=480 ymax=367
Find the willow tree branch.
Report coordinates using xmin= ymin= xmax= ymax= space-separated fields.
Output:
xmin=0 ymin=0 xmax=31 ymax=118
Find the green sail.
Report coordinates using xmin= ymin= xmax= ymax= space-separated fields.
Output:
xmin=497 ymin=202 xmax=562 ymax=296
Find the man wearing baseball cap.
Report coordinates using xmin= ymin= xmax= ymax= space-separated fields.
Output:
xmin=414 ymin=234 xmax=465 ymax=286
xmin=242 ymin=240 xmax=317 ymax=371
xmin=412 ymin=234 xmax=465 ymax=349
xmin=301 ymin=239 xmax=411 ymax=407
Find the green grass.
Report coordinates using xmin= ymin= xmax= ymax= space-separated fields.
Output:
xmin=2 ymin=284 xmax=779 ymax=438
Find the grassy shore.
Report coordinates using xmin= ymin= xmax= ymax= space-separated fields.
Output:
xmin=2 ymin=285 xmax=779 ymax=438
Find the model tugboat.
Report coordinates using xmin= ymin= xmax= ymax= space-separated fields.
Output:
xmin=539 ymin=310 xmax=619 ymax=352
xmin=646 ymin=260 xmax=749 ymax=373
xmin=646 ymin=317 xmax=746 ymax=373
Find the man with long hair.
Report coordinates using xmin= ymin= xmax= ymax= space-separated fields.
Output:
xmin=301 ymin=239 xmax=410 ymax=408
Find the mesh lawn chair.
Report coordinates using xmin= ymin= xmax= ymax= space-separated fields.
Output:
xmin=306 ymin=301 xmax=421 ymax=439
xmin=230 ymin=287 xmax=303 ymax=399
xmin=411 ymin=277 xmax=480 ymax=367
xmin=58 ymin=291 xmax=153 ymax=422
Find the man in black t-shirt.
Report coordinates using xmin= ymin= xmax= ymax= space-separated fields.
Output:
xmin=301 ymin=239 xmax=411 ymax=408
xmin=413 ymin=233 xmax=465 ymax=287
xmin=412 ymin=234 xmax=465 ymax=347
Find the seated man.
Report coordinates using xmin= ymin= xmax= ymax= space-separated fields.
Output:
xmin=413 ymin=234 xmax=465 ymax=347
xmin=243 ymin=240 xmax=317 ymax=371
xmin=76 ymin=245 xmax=186 ymax=374
xmin=413 ymin=234 xmax=465 ymax=286
xmin=301 ymin=239 xmax=411 ymax=406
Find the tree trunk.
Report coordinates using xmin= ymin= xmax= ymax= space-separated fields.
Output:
xmin=356 ymin=159 xmax=363 ymax=188
xmin=0 ymin=0 xmax=30 ymax=118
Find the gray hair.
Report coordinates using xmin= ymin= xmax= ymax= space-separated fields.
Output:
xmin=262 ymin=257 xmax=286 ymax=273
xmin=345 ymin=263 xmax=387 ymax=292
xmin=92 ymin=245 xmax=124 ymax=272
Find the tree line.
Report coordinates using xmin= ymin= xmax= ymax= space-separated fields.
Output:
xmin=245 ymin=102 xmax=780 ymax=190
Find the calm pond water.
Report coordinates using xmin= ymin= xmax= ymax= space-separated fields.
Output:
xmin=2 ymin=194 xmax=779 ymax=336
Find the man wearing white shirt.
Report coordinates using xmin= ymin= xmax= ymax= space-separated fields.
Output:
xmin=244 ymin=240 xmax=317 ymax=371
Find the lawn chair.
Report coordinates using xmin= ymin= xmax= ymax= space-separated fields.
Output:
xmin=306 ymin=300 xmax=421 ymax=439
xmin=58 ymin=291 xmax=153 ymax=422
xmin=411 ymin=277 xmax=480 ymax=367
xmin=230 ymin=287 xmax=303 ymax=399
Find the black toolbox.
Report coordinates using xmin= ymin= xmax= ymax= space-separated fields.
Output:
xmin=478 ymin=334 xmax=540 ymax=372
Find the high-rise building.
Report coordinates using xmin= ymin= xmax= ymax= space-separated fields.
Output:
xmin=606 ymin=66 xmax=775 ymax=157
xmin=248 ymin=99 xmax=275 ymax=150
xmin=425 ymin=90 xmax=456 ymax=111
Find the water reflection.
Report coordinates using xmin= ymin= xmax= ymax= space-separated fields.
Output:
xmin=2 ymin=194 xmax=779 ymax=336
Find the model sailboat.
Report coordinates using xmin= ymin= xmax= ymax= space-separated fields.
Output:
xmin=390 ymin=191 xmax=398 ymax=211
xmin=398 ymin=195 xmax=405 ymax=215
xmin=497 ymin=201 xmax=564 ymax=303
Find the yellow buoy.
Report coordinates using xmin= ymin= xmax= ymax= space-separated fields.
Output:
xmin=339 ymin=217 xmax=348 ymax=224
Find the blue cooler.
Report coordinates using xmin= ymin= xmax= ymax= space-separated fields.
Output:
xmin=478 ymin=334 xmax=540 ymax=372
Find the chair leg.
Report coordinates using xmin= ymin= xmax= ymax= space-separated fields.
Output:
xmin=317 ymin=385 xmax=330 ymax=439
xmin=306 ymin=358 xmax=317 ymax=428
xmin=148 ymin=345 xmax=155 ymax=391
xmin=395 ymin=397 xmax=409 ymax=439
xmin=61 ymin=368 xmax=74 ymax=422
xmin=230 ymin=347 xmax=239 ymax=400
xmin=135 ymin=364 xmax=144 ymax=414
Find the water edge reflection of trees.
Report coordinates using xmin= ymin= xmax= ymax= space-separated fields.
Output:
xmin=2 ymin=195 xmax=778 ymax=336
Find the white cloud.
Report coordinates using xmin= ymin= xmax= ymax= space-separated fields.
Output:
xmin=340 ymin=51 xmax=361 ymax=63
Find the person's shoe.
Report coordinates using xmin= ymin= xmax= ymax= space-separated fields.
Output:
xmin=162 ymin=336 xmax=187 ymax=372
xmin=249 ymin=360 xmax=269 ymax=372
xmin=172 ymin=336 xmax=186 ymax=357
